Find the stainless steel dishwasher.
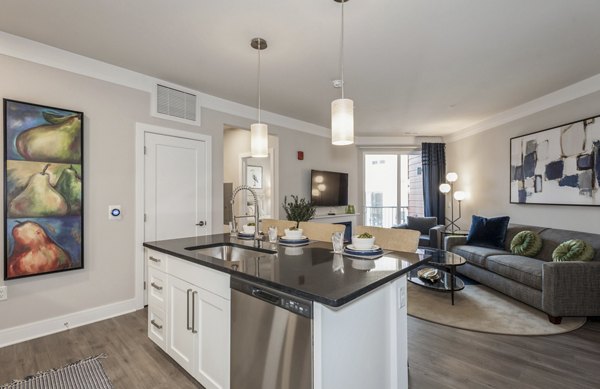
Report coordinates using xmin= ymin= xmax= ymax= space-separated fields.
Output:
xmin=231 ymin=276 xmax=312 ymax=389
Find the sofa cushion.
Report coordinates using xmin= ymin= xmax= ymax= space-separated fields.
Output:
xmin=538 ymin=228 xmax=600 ymax=262
xmin=451 ymin=245 xmax=510 ymax=268
xmin=486 ymin=255 xmax=543 ymax=290
xmin=552 ymin=239 xmax=595 ymax=262
xmin=510 ymin=230 xmax=543 ymax=257
xmin=407 ymin=216 xmax=438 ymax=236
xmin=466 ymin=215 xmax=510 ymax=249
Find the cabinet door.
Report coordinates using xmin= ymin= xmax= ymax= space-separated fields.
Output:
xmin=192 ymin=288 xmax=231 ymax=389
xmin=167 ymin=275 xmax=195 ymax=372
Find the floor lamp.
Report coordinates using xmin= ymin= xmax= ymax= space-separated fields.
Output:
xmin=439 ymin=172 xmax=467 ymax=233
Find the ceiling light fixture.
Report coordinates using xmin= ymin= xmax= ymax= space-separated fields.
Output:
xmin=331 ymin=0 xmax=354 ymax=146
xmin=250 ymin=37 xmax=268 ymax=158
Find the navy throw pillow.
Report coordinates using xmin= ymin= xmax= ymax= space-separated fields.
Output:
xmin=466 ymin=215 xmax=510 ymax=249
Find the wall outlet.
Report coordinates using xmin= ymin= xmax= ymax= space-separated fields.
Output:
xmin=398 ymin=285 xmax=406 ymax=309
xmin=0 ymin=285 xmax=7 ymax=301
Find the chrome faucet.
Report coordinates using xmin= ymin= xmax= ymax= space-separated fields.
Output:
xmin=231 ymin=185 xmax=261 ymax=240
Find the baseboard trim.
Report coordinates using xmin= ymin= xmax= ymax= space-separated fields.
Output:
xmin=0 ymin=298 xmax=140 ymax=348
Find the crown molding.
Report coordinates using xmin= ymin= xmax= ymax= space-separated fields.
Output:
xmin=0 ymin=31 xmax=331 ymax=138
xmin=445 ymin=72 xmax=600 ymax=143
xmin=355 ymin=136 xmax=442 ymax=147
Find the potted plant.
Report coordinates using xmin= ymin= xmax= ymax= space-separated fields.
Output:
xmin=282 ymin=195 xmax=316 ymax=229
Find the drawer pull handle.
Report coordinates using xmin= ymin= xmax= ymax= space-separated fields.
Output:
xmin=187 ymin=289 xmax=192 ymax=330
xmin=150 ymin=319 xmax=163 ymax=330
xmin=151 ymin=282 xmax=163 ymax=291
xmin=149 ymin=256 xmax=161 ymax=263
xmin=192 ymin=291 xmax=198 ymax=334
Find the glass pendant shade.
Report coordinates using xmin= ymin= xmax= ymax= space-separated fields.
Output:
xmin=251 ymin=123 xmax=268 ymax=158
xmin=439 ymin=183 xmax=451 ymax=193
xmin=331 ymin=98 xmax=354 ymax=145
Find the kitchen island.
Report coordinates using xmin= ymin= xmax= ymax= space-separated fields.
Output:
xmin=143 ymin=233 xmax=432 ymax=389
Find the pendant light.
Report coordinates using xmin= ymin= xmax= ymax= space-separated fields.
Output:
xmin=250 ymin=37 xmax=269 ymax=158
xmin=331 ymin=0 xmax=354 ymax=146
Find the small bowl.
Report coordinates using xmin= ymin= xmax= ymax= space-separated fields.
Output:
xmin=242 ymin=225 xmax=256 ymax=234
xmin=352 ymin=235 xmax=376 ymax=250
xmin=351 ymin=259 xmax=376 ymax=271
xmin=284 ymin=247 xmax=304 ymax=256
xmin=284 ymin=228 xmax=303 ymax=239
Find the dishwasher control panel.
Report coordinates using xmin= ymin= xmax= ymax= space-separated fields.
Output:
xmin=231 ymin=277 xmax=313 ymax=319
xmin=282 ymin=298 xmax=312 ymax=318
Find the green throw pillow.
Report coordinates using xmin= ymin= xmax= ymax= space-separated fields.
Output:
xmin=552 ymin=239 xmax=595 ymax=262
xmin=510 ymin=230 xmax=543 ymax=257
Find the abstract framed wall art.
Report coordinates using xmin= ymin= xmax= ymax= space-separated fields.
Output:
xmin=4 ymin=99 xmax=84 ymax=280
xmin=510 ymin=114 xmax=600 ymax=206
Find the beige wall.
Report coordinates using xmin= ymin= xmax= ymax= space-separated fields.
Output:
xmin=446 ymin=91 xmax=600 ymax=234
xmin=0 ymin=53 xmax=360 ymax=332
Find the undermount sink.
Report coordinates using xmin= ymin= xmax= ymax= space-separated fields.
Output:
xmin=185 ymin=243 xmax=276 ymax=262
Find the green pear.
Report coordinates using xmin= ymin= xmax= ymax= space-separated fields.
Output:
xmin=8 ymin=164 xmax=68 ymax=218
xmin=16 ymin=113 xmax=81 ymax=163
xmin=55 ymin=165 xmax=82 ymax=215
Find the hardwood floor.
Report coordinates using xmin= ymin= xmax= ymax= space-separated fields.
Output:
xmin=0 ymin=309 xmax=201 ymax=388
xmin=0 ymin=309 xmax=598 ymax=388
xmin=408 ymin=316 xmax=600 ymax=389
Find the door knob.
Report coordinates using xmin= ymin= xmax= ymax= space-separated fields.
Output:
xmin=196 ymin=221 xmax=206 ymax=226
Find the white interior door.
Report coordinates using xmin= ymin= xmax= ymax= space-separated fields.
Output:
xmin=144 ymin=131 xmax=210 ymax=304
xmin=145 ymin=132 xmax=210 ymax=241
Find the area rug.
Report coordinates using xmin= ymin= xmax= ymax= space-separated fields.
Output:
xmin=407 ymin=282 xmax=586 ymax=335
xmin=0 ymin=354 xmax=113 ymax=389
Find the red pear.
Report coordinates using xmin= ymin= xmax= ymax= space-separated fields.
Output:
xmin=7 ymin=221 xmax=72 ymax=278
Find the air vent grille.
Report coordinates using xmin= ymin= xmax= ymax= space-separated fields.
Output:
xmin=156 ymin=84 xmax=197 ymax=121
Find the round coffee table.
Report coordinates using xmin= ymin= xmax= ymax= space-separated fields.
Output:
xmin=408 ymin=250 xmax=467 ymax=305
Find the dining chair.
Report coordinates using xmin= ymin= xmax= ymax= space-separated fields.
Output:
xmin=260 ymin=219 xmax=296 ymax=234
xmin=298 ymin=221 xmax=346 ymax=242
xmin=354 ymin=225 xmax=420 ymax=252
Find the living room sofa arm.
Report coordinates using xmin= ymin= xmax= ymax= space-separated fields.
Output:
xmin=444 ymin=235 xmax=467 ymax=252
xmin=430 ymin=225 xmax=446 ymax=249
xmin=542 ymin=261 xmax=600 ymax=317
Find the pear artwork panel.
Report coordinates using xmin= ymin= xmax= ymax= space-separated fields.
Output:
xmin=4 ymin=100 xmax=83 ymax=280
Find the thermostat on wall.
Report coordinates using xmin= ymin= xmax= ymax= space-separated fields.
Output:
xmin=109 ymin=205 xmax=122 ymax=220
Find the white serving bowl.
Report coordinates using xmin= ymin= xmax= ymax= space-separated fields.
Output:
xmin=284 ymin=228 xmax=303 ymax=239
xmin=284 ymin=247 xmax=304 ymax=256
xmin=242 ymin=225 xmax=256 ymax=234
xmin=352 ymin=235 xmax=376 ymax=250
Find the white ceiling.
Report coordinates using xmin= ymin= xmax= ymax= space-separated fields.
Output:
xmin=2 ymin=0 xmax=600 ymax=137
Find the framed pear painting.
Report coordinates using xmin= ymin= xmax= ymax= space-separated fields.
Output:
xmin=3 ymin=99 xmax=83 ymax=280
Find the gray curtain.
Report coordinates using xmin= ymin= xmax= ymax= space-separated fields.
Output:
xmin=421 ymin=143 xmax=446 ymax=223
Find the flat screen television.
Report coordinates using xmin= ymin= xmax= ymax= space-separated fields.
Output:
xmin=310 ymin=170 xmax=349 ymax=206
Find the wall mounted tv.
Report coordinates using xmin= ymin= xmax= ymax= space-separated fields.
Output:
xmin=310 ymin=170 xmax=349 ymax=206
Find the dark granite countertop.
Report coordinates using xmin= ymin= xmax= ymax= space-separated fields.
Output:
xmin=143 ymin=233 xmax=433 ymax=308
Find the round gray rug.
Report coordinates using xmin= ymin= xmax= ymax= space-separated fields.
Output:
xmin=407 ymin=282 xmax=586 ymax=335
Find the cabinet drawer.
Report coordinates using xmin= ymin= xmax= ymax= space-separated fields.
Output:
xmin=169 ymin=257 xmax=230 ymax=300
xmin=146 ymin=249 xmax=167 ymax=272
xmin=148 ymin=267 xmax=167 ymax=311
xmin=148 ymin=306 xmax=167 ymax=351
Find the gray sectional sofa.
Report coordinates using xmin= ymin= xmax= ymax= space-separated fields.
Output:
xmin=445 ymin=224 xmax=600 ymax=323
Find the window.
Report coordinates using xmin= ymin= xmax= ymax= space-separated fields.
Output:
xmin=363 ymin=152 xmax=423 ymax=227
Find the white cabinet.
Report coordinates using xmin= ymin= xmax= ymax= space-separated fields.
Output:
xmin=147 ymin=266 xmax=168 ymax=350
xmin=190 ymin=288 xmax=230 ymax=389
xmin=146 ymin=248 xmax=230 ymax=389
xmin=166 ymin=275 xmax=196 ymax=372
